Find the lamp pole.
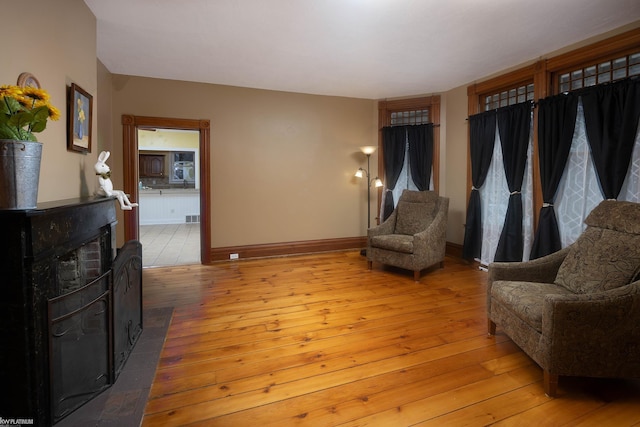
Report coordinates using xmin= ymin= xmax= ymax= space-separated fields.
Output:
xmin=355 ymin=146 xmax=382 ymax=256
xmin=365 ymin=152 xmax=372 ymax=229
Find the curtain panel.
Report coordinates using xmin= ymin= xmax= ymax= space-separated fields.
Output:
xmin=381 ymin=126 xmax=407 ymax=221
xmin=462 ymin=110 xmax=496 ymax=260
xmin=581 ymin=77 xmax=640 ymax=199
xmin=494 ymin=102 xmax=533 ymax=262
xmin=407 ymin=124 xmax=434 ymax=191
xmin=530 ymin=92 xmax=578 ymax=259
xmin=381 ymin=124 xmax=434 ymax=221
xmin=532 ymin=77 xmax=640 ymax=259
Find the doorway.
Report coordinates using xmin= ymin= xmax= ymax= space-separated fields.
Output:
xmin=122 ymin=115 xmax=211 ymax=265
xmin=138 ymin=128 xmax=200 ymax=266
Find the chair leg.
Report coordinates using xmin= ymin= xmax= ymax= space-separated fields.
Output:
xmin=414 ymin=270 xmax=420 ymax=281
xmin=367 ymin=260 xmax=372 ymax=270
xmin=487 ymin=319 xmax=496 ymax=336
xmin=439 ymin=261 xmax=444 ymax=268
xmin=543 ymin=370 xmax=558 ymax=397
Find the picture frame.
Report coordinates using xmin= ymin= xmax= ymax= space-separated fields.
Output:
xmin=67 ymin=83 xmax=93 ymax=153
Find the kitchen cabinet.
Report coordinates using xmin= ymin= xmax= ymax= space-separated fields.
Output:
xmin=138 ymin=189 xmax=200 ymax=225
xmin=139 ymin=154 xmax=165 ymax=177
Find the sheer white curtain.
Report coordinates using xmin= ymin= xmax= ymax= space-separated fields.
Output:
xmin=479 ymin=124 xmax=534 ymax=266
xmin=555 ymin=101 xmax=603 ymax=246
xmin=620 ymin=123 xmax=640 ymax=203
xmin=555 ymin=100 xmax=640 ymax=247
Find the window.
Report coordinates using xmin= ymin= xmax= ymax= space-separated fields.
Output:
xmin=169 ymin=151 xmax=196 ymax=183
xmin=483 ymin=83 xmax=534 ymax=111
xmin=390 ymin=109 xmax=430 ymax=126
xmin=378 ymin=96 xmax=441 ymax=192
xmin=465 ymin=28 xmax=640 ymax=262
xmin=547 ymin=48 xmax=640 ymax=249
xmin=557 ymin=51 xmax=640 ymax=93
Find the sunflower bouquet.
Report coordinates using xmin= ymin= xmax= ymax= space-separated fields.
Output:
xmin=0 ymin=85 xmax=60 ymax=142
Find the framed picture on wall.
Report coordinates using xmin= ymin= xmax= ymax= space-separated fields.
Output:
xmin=67 ymin=83 xmax=93 ymax=153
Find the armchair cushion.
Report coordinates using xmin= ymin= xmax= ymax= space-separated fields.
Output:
xmin=555 ymin=225 xmax=640 ymax=294
xmin=370 ymin=234 xmax=414 ymax=253
xmin=584 ymin=199 xmax=640 ymax=234
xmin=491 ymin=281 xmax=573 ymax=332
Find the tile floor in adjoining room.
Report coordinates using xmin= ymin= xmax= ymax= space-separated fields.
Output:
xmin=139 ymin=223 xmax=200 ymax=267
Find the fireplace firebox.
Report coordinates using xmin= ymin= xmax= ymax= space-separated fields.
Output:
xmin=0 ymin=197 xmax=143 ymax=425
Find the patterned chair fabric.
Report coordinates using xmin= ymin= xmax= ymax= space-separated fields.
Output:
xmin=367 ymin=190 xmax=449 ymax=281
xmin=487 ymin=200 xmax=640 ymax=397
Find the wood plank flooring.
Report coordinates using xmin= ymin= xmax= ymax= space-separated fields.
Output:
xmin=141 ymin=251 xmax=640 ymax=426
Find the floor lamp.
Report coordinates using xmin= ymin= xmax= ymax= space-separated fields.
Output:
xmin=355 ymin=146 xmax=383 ymax=255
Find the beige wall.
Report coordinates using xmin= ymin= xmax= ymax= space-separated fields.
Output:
xmin=109 ymin=76 xmax=378 ymax=247
xmin=441 ymin=85 xmax=470 ymax=245
xmin=2 ymin=0 xmax=99 ymax=202
xmin=97 ymin=60 xmax=114 ymax=155
xmin=139 ymin=130 xmax=199 ymax=150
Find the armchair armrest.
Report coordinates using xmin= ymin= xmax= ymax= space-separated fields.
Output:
xmin=541 ymin=280 xmax=640 ymax=375
xmin=368 ymin=210 xmax=396 ymax=238
xmin=413 ymin=198 xmax=449 ymax=257
xmin=488 ymin=246 xmax=571 ymax=286
xmin=487 ymin=247 xmax=570 ymax=318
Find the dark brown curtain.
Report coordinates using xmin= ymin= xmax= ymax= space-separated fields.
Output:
xmin=462 ymin=110 xmax=496 ymax=260
xmin=494 ymin=102 xmax=532 ymax=262
xmin=581 ymin=77 xmax=640 ymax=199
xmin=530 ymin=92 xmax=578 ymax=259
xmin=381 ymin=126 xmax=406 ymax=220
xmin=407 ymin=124 xmax=434 ymax=191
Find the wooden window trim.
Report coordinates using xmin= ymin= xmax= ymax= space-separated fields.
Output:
xmin=481 ymin=82 xmax=535 ymax=112
xmin=551 ymin=47 xmax=640 ymax=95
xmin=467 ymin=64 xmax=538 ymax=113
xmin=545 ymin=29 xmax=640 ymax=74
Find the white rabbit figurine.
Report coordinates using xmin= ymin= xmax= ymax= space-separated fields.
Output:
xmin=95 ymin=151 xmax=139 ymax=210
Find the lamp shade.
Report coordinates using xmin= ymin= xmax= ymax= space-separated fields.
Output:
xmin=360 ymin=146 xmax=376 ymax=155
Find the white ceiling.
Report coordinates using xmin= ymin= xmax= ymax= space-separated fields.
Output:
xmin=84 ymin=0 xmax=640 ymax=100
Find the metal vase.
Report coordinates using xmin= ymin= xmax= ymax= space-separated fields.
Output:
xmin=0 ymin=140 xmax=43 ymax=210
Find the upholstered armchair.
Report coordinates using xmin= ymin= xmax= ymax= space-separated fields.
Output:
xmin=367 ymin=190 xmax=449 ymax=281
xmin=487 ymin=200 xmax=640 ymax=397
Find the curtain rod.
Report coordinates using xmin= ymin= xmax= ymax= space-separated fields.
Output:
xmin=466 ymin=101 xmax=536 ymax=121
xmin=382 ymin=123 xmax=440 ymax=128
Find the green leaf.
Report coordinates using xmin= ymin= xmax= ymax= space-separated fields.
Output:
xmin=0 ymin=123 xmax=23 ymax=140
xmin=1 ymin=96 xmax=22 ymax=114
xmin=29 ymin=106 xmax=50 ymax=133
xmin=0 ymin=97 xmax=51 ymax=141
xmin=8 ymin=111 xmax=33 ymax=129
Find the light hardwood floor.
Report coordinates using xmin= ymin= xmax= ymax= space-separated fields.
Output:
xmin=141 ymin=251 xmax=640 ymax=426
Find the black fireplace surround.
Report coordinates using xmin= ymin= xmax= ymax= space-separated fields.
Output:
xmin=0 ymin=197 xmax=143 ymax=425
